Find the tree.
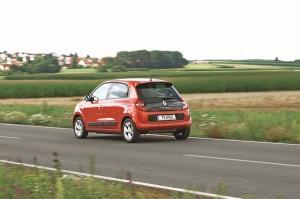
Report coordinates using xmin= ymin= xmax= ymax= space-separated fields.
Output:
xmin=113 ymin=50 xmax=188 ymax=69
xmin=71 ymin=53 xmax=78 ymax=68
xmin=111 ymin=65 xmax=127 ymax=72
xmin=115 ymin=51 xmax=132 ymax=67
xmin=132 ymin=50 xmax=150 ymax=67
xmin=21 ymin=54 xmax=61 ymax=73
xmin=101 ymin=57 xmax=115 ymax=66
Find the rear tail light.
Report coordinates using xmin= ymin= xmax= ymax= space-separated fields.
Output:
xmin=182 ymin=102 xmax=188 ymax=109
xmin=135 ymin=99 xmax=146 ymax=111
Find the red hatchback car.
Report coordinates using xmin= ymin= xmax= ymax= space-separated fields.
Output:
xmin=73 ymin=78 xmax=192 ymax=143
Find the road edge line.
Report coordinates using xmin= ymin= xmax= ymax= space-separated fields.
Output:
xmin=0 ymin=159 xmax=241 ymax=199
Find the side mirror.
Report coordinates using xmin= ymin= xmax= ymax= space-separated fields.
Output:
xmin=93 ymin=96 xmax=99 ymax=101
xmin=84 ymin=95 xmax=99 ymax=102
xmin=84 ymin=95 xmax=91 ymax=101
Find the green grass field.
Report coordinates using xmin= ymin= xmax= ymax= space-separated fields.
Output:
xmin=60 ymin=68 xmax=98 ymax=73
xmin=2 ymin=71 xmax=300 ymax=98
xmin=4 ymin=61 xmax=299 ymax=80
xmin=0 ymin=163 xmax=181 ymax=199
xmin=184 ymin=63 xmax=297 ymax=70
xmin=210 ymin=60 xmax=300 ymax=67
xmin=1 ymin=104 xmax=299 ymax=143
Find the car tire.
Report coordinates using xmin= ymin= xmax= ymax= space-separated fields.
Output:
xmin=122 ymin=118 xmax=140 ymax=143
xmin=73 ymin=116 xmax=88 ymax=139
xmin=173 ymin=127 xmax=190 ymax=140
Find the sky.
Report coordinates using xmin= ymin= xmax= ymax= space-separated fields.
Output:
xmin=0 ymin=0 xmax=300 ymax=60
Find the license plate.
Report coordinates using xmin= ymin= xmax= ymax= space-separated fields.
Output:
xmin=157 ymin=115 xmax=176 ymax=121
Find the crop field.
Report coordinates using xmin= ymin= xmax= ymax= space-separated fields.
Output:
xmin=2 ymin=71 xmax=300 ymax=98
xmin=60 ymin=68 xmax=98 ymax=74
xmin=4 ymin=67 xmax=297 ymax=80
xmin=0 ymin=80 xmax=99 ymax=98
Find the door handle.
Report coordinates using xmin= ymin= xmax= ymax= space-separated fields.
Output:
xmin=98 ymin=105 xmax=103 ymax=109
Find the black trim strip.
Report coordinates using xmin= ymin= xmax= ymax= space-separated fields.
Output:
xmin=88 ymin=121 xmax=117 ymax=127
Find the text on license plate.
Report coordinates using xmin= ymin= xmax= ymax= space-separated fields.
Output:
xmin=157 ymin=115 xmax=176 ymax=121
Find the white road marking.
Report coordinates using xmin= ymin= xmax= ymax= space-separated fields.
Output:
xmin=0 ymin=135 xmax=20 ymax=139
xmin=147 ymin=134 xmax=300 ymax=146
xmin=187 ymin=137 xmax=300 ymax=146
xmin=0 ymin=159 xmax=241 ymax=199
xmin=1 ymin=123 xmax=300 ymax=146
xmin=0 ymin=123 xmax=70 ymax=130
xmin=184 ymin=154 xmax=300 ymax=168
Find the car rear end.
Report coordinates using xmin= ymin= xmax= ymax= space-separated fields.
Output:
xmin=133 ymin=81 xmax=192 ymax=133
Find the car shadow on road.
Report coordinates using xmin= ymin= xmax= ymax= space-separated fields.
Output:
xmin=86 ymin=134 xmax=177 ymax=143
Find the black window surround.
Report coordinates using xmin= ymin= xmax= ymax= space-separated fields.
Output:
xmin=90 ymin=82 xmax=130 ymax=100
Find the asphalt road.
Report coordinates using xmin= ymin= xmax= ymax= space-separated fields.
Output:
xmin=1 ymin=123 xmax=300 ymax=199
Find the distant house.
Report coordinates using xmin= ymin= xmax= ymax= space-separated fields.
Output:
xmin=64 ymin=56 xmax=72 ymax=65
xmin=28 ymin=54 xmax=36 ymax=61
xmin=191 ymin=60 xmax=210 ymax=64
xmin=0 ymin=64 xmax=6 ymax=70
xmin=0 ymin=51 xmax=103 ymax=70
xmin=57 ymin=56 xmax=65 ymax=66
xmin=0 ymin=56 xmax=22 ymax=71
xmin=96 ymin=58 xmax=102 ymax=66
xmin=0 ymin=64 xmax=11 ymax=71
xmin=85 ymin=58 xmax=94 ymax=66
xmin=0 ymin=53 xmax=7 ymax=60
xmin=77 ymin=58 xmax=97 ymax=67
xmin=6 ymin=58 xmax=22 ymax=66
xmin=78 ymin=58 xmax=88 ymax=67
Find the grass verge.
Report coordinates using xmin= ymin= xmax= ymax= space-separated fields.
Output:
xmin=191 ymin=110 xmax=300 ymax=143
xmin=0 ymin=160 xmax=188 ymax=199
xmin=2 ymin=71 xmax=300 ymax=98
xmin=1 ymin=104 xmax=300 ymax=143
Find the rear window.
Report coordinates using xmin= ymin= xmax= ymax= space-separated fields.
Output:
xmin=136 ymin=82 xmax=181 ymax=102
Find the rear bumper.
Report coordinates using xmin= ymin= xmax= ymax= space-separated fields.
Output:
xmin=134 ymin=109 xmax=192 ymax=132
xmin=136 ymin=120 xmax=192 ymax=132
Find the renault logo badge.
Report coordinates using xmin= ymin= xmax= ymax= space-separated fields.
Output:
xmin=162 ymin=100 xmax=167 ymax=106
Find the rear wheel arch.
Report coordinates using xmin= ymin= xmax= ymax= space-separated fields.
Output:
xmin=122 ymin=117 xmax=140 ymax=143
xmin=121 ymin=116 xmax=133 ymax=131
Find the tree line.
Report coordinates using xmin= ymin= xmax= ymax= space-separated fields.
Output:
xmin=101 ymin=50 xmax=188 ymax=69
xmin=19 ymin=54 xmax=60 ymax=73
xmin=8 ymin=50 xmax=188 ymax=74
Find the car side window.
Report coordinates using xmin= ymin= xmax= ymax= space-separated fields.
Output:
xmin=92 ymin=83 xmax=111 ymax=100
xmin=108 ymin=83 xmax=129 ymax=99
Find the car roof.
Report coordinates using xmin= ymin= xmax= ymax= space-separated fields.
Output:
xmin=105 ymin=78 xmax=169 ymax=85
